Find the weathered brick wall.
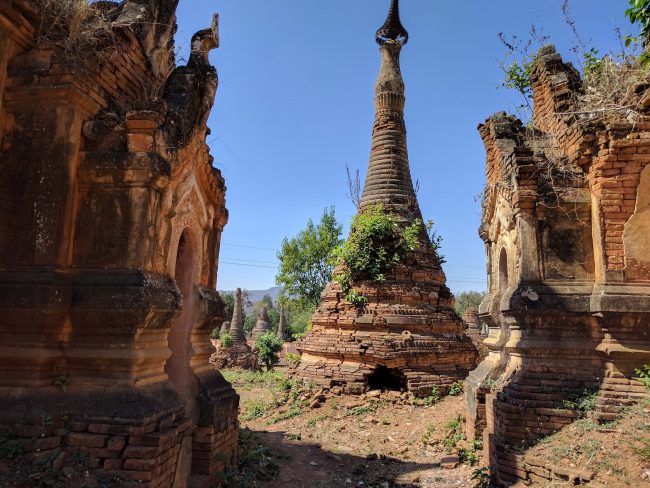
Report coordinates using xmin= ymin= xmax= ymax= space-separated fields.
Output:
xmin=468 ymin=45 xmax=650 ymax=485
xmin=0 ymin=1 xmax=238 ymax=486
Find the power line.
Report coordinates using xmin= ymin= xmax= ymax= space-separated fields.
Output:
xmin=219 ymin=261 xmax=278 ymax=269
xmin=222 ymin=243 xmax=277 ymax=252
xmin=220 ymin=257 xmax=279 ymax=265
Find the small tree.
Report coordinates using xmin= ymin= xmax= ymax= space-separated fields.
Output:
xmin=221 ymin=292 xmax=235 ymax=322
xmin=255 ymin=333 xmax=283 ymax=371
xmin=276 ymin=207 xmax=343 ymax=308
xmin=455 ymin=291 xmax=486 ymax=317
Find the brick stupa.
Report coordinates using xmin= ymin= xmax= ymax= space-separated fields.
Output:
xmin=251 ymin=305 xmax=272 ymax=341
xmin=293 ymin=0 xmax=477 ymax=396
xmin=211 ymin=288 xmax=258 ymax=369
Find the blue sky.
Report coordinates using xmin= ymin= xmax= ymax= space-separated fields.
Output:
xmin=174 ymin=1 xmax=633 ymax=293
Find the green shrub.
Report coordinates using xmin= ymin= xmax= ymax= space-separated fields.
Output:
xmin=285 ymin=352 xmax=301 ymax=367
xmin=471 ymin=467 xmax=496 ymax=488
xmin=443 ymin=415 xmax=466 ymax=453
xmin=448 ymin=382 xmax=464 ymax=396
xmin=420 ymin=386 xmax=441 ymax=406
xmin=331 ymin=204 xmax=421 ymax=306
xmin=635 ymin=365 xmax=650 ymax=389
xmin=220 ymin=333 xmax=233 ymax=349
xmin=255 ymin=333 xmax=283 ymax=371
xmin=220 ymin=428 xmax=281 ymax=485
xmin=210 ymin=327 xmax=220 ymax=340
xmin=563 ymin=390 xmax=598 ymax=417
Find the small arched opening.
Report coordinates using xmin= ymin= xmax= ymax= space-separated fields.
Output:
xmin=367 ymin=366 xmax=406 ymax=392
xmin=165 ymin=229 xmax=200 ymax=420
xmin=499 ymin=247 xmax=509 ymax=294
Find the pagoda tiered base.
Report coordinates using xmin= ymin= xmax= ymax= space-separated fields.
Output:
xmin=292 ymin=280 xmax=478 ymax=397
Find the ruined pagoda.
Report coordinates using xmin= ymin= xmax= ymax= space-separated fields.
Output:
xmin=293 ymin=0 xmax=477 ymax=396
xmin=211 ymin=288 xmax=258 ymax=369
xmin=251 ymin=305 xmax=272 ymax=341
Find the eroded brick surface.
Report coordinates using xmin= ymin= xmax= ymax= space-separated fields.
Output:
xmin=0 ymin=1 xmax=238 ymax=486
xmin=468 ymin=45 xmax=650 ymax=485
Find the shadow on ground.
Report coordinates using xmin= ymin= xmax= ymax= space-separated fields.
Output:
xmin=250 ymin=429 xmax=465 ymax=488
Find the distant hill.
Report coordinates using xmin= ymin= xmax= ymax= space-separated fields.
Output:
xmin=218 ymin=286 xmax=281 ymax=312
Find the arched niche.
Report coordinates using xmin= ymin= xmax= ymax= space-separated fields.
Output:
xmin=499 ymin=247 xmax=509 ymax=294
xmin=165 ymin=228 xmax=200 ymax=422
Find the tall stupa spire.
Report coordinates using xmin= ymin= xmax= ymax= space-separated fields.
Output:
xmin=291 ymin=1 xmax=477 ymax=397
xmin=228 ymin=288 xmax=246 ymax=343
xmin=375 ymin=0 xmax=409 ymax=46
xmin=360 ymin=0 xmax=419 ymax=217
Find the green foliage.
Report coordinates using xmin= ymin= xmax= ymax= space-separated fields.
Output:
xmin=221 ymin=292 xmax=235 ymax=322
xmin=443 ymin=416 xmax=466 ymax=454
xmin=471 ymin=467 xmax=496 ymax=488
xmin=220 ymin=428 xmax=281 ymax=486
xmin=270 ymin=405 xmax=302 ymax=424
xmin=242 ymin=400 xmax=271 ymax=421
xmin=626 ymin=0 xmax=650 ymax=56
xmin=455 ymin=291 xmax=486 ymax=318
xmin=53 ymin=370 xmax=70 ymax=392
xmin=458 ymin=447 xmax=479 ymax=466
xmin=255 ymin=333 xmax=283 ymax=371
xmin=425 ymin=219 xmax=446 ymax=264
xmin=344 ymin=288 xmax=368 ymax=308
xmin=562 ymin=390 xmax=598 ymax=417
xmin=635 ymin=364 xmax=650 ymax=389
xmin=582 ymin=47 xmax=604 ymax=79
xmin=0 ymin=431 xmax=24 ymax=460
xmin=210 ymin=327 xmax=221 ymax=340
xmin=276 ymin=207 xmax=344 ymax=307
xmin=220 ymin=333 xmax=233 ymax=349
xmin=243 ymin=312 xmax=257 ymax=336
xmin=424 ymin=386 xmax=441 ymax=406
xmin=284 ymin=300 xmax=313 ymax=338
xmin=634 ymin=438 xmax=650 ymax=460
xmin=345 ymin=404 xmax=379 ymax=417
xmin=414 ymin=386 xmax=441 ymax=407
xmin=500 ymin=58 xmax=535 ymax=110
xmin=448 ymin=382 xmax=464 ymax=396
xmin=222 ymin=369 xmax=285 ymax=387
xmin=285 ymin=352 xmax=301 ymax=367
xmin=331 ymin=204 xmax=421 ymax=306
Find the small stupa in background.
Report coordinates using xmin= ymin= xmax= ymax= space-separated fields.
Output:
xmin=211 ymin=288 xmax=258 ymax=370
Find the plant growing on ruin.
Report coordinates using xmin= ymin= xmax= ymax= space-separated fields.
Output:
xmin=471 ymin=467 xmax=497 ymax=488
xmin=448 ymin=382 xmax=465 ymax=396
xmin=626 ymin=0 xmax=650 ymax=64
xmin=35 ymin=0 xmax=116 ymax=62
xmin=210 ymin=327 xmax=221 ymax=340
xmin=220 ymin=333 xmax=233 ymax=349
xmin=425 ymin=219 xmax=446 ymax=264
xmin=285 ymin=352 xmax=301 ymax=367
xmin=498 ymin=0 xmax=650 ymax=123
xmin=53 ymin=370 xmax=70 ymax=392
xmin=331 ymin=204 xmax=420 ymax=307
xmin=255 ymin=333 xmax=283 ymax=371
xmin=443 ymin=416 xmax=467 ymax=454
xmin=635 ymin=365 xmax=650 ymax=389
xmin=562 ymin=389 xmax=598 ymax=417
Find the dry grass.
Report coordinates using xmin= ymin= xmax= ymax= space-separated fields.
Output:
xmin=34 ymin=0 xmax=116 ymax=62
xmin=573 ymin=55 xmax=650 ymax=124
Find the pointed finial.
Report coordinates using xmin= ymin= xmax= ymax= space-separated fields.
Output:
xmin=375 ymin=0 xmax=408 ymax=46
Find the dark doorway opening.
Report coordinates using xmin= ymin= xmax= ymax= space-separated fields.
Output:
xmin=367 ymin=366 xmax=406 ymax=391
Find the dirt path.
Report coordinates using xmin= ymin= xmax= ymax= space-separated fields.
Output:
xmin=226 ymin=370 xmax=478 ymax=488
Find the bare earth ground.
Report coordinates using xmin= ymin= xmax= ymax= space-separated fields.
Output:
xmin=224 ymin=369 xmax=478 ymax=488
